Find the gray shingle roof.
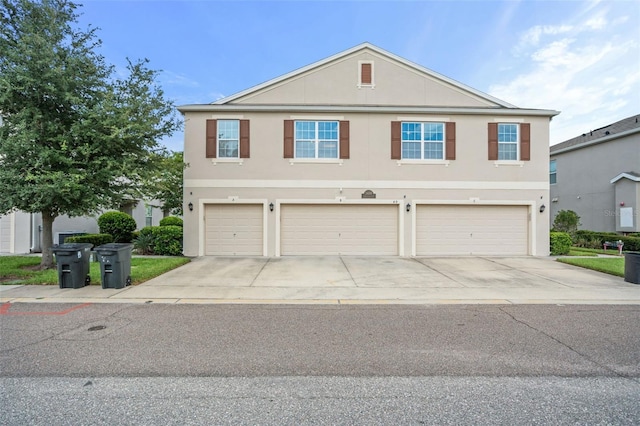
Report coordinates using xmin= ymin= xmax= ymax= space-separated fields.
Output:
xmin=550 ymin=114 xmax=640 ymax=153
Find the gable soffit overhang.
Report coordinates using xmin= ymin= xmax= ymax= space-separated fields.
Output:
xmin=550 ymin=127 xmax=640 ymax=156
xmin=204 ymin=43 xmax=521 ymax=109
xmin=177 ymin=104 xmax=559 ymax=117
xmin=610 ymin=172 xmax=640 ymax=184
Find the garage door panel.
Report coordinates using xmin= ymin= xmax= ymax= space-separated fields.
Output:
xmin=417 ymin=205 xmax=528 ymax=256
xmin=205 ymin=204 xmax=263 ymax=256
xmin=281 ymin=204 xmax=398 ymax=255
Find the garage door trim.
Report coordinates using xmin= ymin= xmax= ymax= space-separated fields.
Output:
xmin=275 ymin=199 xmax=405 ymax=256
xmin=198 ymin=199 xmax=268 ymax=256
xmin=410 ymin=200 xmax=536 ymax=256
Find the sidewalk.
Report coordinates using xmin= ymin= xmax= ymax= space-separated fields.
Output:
xmin=2 ymin=256 xmax=639 ymax=305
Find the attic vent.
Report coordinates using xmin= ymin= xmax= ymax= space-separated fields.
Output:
xmin=358 ymin=61 xmax=374 ymax=88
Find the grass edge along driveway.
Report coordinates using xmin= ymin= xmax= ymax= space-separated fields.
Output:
xmin=0 ymin=256 xmax=190 ymax=286
xmin=557 ymin=256 xmax=625 ymax=277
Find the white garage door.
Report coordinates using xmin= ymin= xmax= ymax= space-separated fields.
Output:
xmin=416 ymin=205 xmax=529 ymax=256
xmin=280 ymin=204 xmax=399 ymax=255
xmin=0 ymin=214 xmax=11 ymax=254
xmin=204 ymin=204 xmax=263 ymax=255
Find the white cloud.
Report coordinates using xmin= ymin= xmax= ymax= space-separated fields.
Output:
xmin=488 ymin=6 xmax=639 ymax=145
xmin=516 ymin=24 xmax=573 ymax=50
xmin=160 ymin=71 xmax=200 ymax=88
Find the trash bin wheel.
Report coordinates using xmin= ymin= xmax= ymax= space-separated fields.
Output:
xmin=126 ymin=276 xmax=132 ymax=286
xmin=85 ymin=275 xmax=91 ymax=286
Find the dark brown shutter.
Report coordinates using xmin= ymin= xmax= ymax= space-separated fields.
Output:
xmin=488 ymin=123 xmax=498 ymax=161
xmin=361 ymin=63 xmax=372 ymax=85
xmin=239 ymin=119 xmax=250 ymax=158
xmin=206 ymin=119 xmax=217 ymax=158
xmin=445 ymin=122 xmax=456 ymax=160
xmin=391 ymin=121 xmax=401 ymax=159
xmin=284 ymin=120 xmax=294 ymax=158
xmin=520 ymin=123 xmax=530 ymax=161
xmin=339 ymin=120 xmax=350 ymax=159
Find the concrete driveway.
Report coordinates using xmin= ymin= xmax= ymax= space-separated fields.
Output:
xmin=3 ymin=256 xmax=639 ymax=305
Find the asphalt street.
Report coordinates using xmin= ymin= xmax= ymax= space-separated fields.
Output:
xmin=1 ymin=303 xmax=639 ymax=424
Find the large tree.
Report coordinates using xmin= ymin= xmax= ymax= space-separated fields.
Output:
xmin=144 ymin=151 xmax=187 ymax=217
xmin=0 ymin=0 xmax=180 ymax=268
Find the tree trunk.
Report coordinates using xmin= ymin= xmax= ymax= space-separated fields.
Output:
xmin=39 ymin=211 xmax=57 ymax=270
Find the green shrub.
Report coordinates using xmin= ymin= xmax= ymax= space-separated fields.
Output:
xmin=98 ymin=211 xmax=137 ymax=243
xmin=133 ymin=232 xmax=154 ymax=255
xmin=550 ymin=232 xmax=572 ymax=255
xmin=137 ymin=225 xmax=183 ymax=256
xmin=159 ymin=216 xmax=183 ymax=227
xmin=65 ymin=233 xmax=113 ymax=247
xmin=152 ymin=225 xmax=183 ymax=256
xmin=575 ymin=230 xmax=640 ymax=251
xmin=573 ymin=236 xmax=602 ymax=249
xmin=552 ymin=210 xmax=580 ymax=236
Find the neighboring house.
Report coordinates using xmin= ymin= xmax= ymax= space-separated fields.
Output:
xmin=178 ymin=43 xmax=558 ymax=257
xmin=0 ymin=201 xmax=164 ymax=254
xmin=550 ymin=115 xmax=640 ymax=233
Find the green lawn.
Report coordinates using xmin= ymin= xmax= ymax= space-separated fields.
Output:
xmin=0 ymin=256 xmax=190 ymax=285
xmin=568 ymin=247 xmax=625 ymax=256
xmin=557 ymin=257 xmax=625 ymax=277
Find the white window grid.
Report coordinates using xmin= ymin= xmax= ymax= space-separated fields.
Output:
xmin=295 ymin=121 xmax=339 ymax=159
xmin=401 ymin=122 xmax=445 ymax=160
xmin=217 ymin=120 xmax=239 ymax=158
xmin=498 ymin=123 xmax=519 ymax=161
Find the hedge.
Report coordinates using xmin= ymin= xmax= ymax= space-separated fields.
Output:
xmin=550 ymin=232 xmax=572 ymax=255
xmin=65 ymin=233 xmax=113 ymax=247
xmin=98 ymin=211 xmax=137 ymax=243
xmin=575 ymin=230 xmax=640 ymax=251
xmin=159 ymin=216 xmax=183 ymax=227
xmin=136 ymin=225 xmax=183 ymax=256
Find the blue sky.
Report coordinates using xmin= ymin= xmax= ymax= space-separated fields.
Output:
xmin=76 ymin=0 xmax=640 ymax=152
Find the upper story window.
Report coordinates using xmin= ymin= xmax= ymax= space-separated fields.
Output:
xmin=488 ymin=122 xmax=530 ymax=162
xmin=217 ymin=120 xmax=239 ymax=158
xmin=550 ymin=159 xmax=557 ymax=184
xmin=284 ymin=119 xmax=349 ymax=160
xmin=401 ymin=122 xmax=445 ymax=160
xmin=498 ymin=123 xmax=518 ymax=160
xmin=205 ymin=119 xmax=250 ymax=160
xmin=295 ymin=121 xmax=339 ymax=158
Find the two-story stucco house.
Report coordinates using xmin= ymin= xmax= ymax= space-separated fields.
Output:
xmin=550 ymin=114 xmax=640 ymax=233
xmin=178 ymin=43 xmax=558 ymax=257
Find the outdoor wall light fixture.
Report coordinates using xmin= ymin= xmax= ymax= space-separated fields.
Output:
xmin=188 ymin=202 xmax=193 ymax=212
xmin=269 ymin=203 xmax=274 ymax=212
xmin=539 ymin=204 xmax=546 ymax=213
xmin=406 ymin=203 xmax=411 ymax=212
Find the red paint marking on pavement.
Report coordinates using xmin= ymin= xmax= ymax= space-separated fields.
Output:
xmin=0 ymin=302 xmax=92 ymax=316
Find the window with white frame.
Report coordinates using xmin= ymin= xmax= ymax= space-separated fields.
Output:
xmin=401 ymin=122 xmax=444 ymax=160
xmin=217 ymin=120 xmax=239 ymax=158
xmin=145 ymin=204 xmax=153 ymax=227
xmin=295 ymin=121 xmax=339 ymax=158
xmin=498 ymin=123 xmax=518 ymax=160
xmin=550 ymin=159 xmax=557 ymax=184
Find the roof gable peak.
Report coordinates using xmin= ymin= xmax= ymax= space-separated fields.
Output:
xmin=212 ymin=42 xmax=516 ymax=108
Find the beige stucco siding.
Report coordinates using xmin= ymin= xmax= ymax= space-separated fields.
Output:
xmin=233 ymin=52 xmax=495 ymax=107
xmin=182 ymin=110 xmax=550 ymax=257
xmin=184 ymin=112 xmax=550 ymax=183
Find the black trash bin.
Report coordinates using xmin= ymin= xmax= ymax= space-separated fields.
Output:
xmin=624 ymin=252 xmax=640 ymax=285
xmin=51 ymin=243 xmax=93 ymax=289
xmin=95 ymin=243 xmax=133 ymax=289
